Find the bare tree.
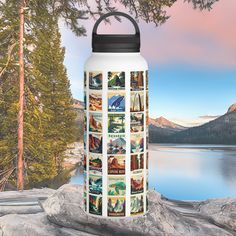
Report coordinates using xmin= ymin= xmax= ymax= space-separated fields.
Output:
xmin=17 ymin=0 xmax=26 ymax=191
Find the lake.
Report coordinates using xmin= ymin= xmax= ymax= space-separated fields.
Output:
xmin=70 ymin=144 xmax=236 ymax=200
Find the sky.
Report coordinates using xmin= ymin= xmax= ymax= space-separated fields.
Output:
xmin=59 ymin=0 xmax=236 ymax=127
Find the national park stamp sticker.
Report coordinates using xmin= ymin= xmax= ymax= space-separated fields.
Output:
xmin=130 ymin=91 xmax=144 ymax=112
xmin=130 ymin=112 xmax=144 ymax=133
xmin=131 ymin=174 xmax=144 ymax=195
xmin=108 ymin=113 xmax=125 ymax=133
xmin=108 ymin=197 xmax=126 ymax=217
xmin=108 ymin=176 xmax=126 ymax=196
xmin=130 ymin=195 xmax=144 ymax=215
xmin=108 ymin=155 xmax=125 ymax=175
xmin=89 ymin=72 xmax=102 ymax=90
xmin=89 ymin=153 xmax=102 ymax=174
xmin=89 ymin=174 xmax=102 ymax=195
xmin=108 ymin=91 xmax=125 ymax=112
xmin=89 ymin=195 xmax=102 ymax=215
xmin=89 ymin=91 xmax=102 ymax=111
xmin=89 ymin=133 xmax=102 ymax=154
xmin=83 ymin=154 xmax=87 ymax=171
xmin=130 ymin=133 xmax=144 ymax=153
xmin=84 ymin=71 xmax=87 ymax=88
xmin=89 ymin=112 xmax=102 ymax=133
xmin=107 ymin=134 xmax=126 ymax=154
xmin=131 ymin=153 xmax=144 ymax=174
xmin=130 ymin=71 xmax=144 ymax=91
xmin=108 ymin=72 xmax=125 ymax=90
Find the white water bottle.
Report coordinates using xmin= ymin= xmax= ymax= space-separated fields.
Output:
xmin=83 ymin=11 xmax=149 ymax=217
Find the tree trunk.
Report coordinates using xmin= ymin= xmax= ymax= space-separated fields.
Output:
xmin=17 ymin=0 xmax=25 ymax=191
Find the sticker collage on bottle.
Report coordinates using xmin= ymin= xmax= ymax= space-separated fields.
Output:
xmin=84 ymin=70 xmax=148 ymax=217
xmin=130 ymin=71 xmax=147 ymax=216
xmin=87 ymin=71 xmax=103 ymax=216
xmin=107 ymin=71 xmax=126 ymax=217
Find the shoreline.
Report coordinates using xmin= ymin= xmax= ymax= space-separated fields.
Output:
xmin=149 ymin=143 xmax=236 ymax=151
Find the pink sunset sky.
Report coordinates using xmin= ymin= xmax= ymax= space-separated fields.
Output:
xmin=60 ymin=0 xmax=236 ymax=127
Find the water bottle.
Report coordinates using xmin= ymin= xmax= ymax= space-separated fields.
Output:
xmin=83 ymin=11 xmax=149 ymax=217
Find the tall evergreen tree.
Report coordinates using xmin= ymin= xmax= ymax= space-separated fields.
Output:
xmin=0 ymin=0 xmax=219 ymax=190
xmin=0 ymin=0 xmax=20 ymax=190
xmin=0 ymin=1 xmax=78 ymax=189
xmin=26 ymin=12 xmax=77 ymax=185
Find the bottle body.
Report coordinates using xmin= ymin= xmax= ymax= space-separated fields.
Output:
xmin=83 ymin=52 xmax=149 ymax=217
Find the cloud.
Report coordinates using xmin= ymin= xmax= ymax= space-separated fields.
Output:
xmin=171 ymin=118 xmax=203 ymax=127
xmin=170 ymin=113 xmax=220 ymax=127
xmin=61 ymin=0 xmax=236 ymax=69
xmin=199 ymin=115 xmax=220 ymax=119
xmin=141 ymin=0 xmax=236 ymax=68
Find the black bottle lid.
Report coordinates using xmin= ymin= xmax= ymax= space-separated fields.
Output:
xmin=92 ymin=11 xmax=140 ymax=53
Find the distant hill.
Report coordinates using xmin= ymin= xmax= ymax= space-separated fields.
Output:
xmin=149 ymin=103 xmax=236 ymax=144
xmin=72 ymin=99 xmax=236 ymax=145
xmin=149 ymin=117 xmax=186 ymax=143
xmin=149 ymin=116 xmax=186 ymax=130
xmin=72 ymin=99 xmax=84 ymax=110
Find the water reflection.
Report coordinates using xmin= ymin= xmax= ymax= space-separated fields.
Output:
xmin=219 ymin=150 xmax=236 ymax=189
xmin=149 ymin=144 xmax=236 ymax=200
xmin=70 ymin=144 xmax=236 ymax=200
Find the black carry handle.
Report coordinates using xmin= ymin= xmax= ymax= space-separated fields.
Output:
xmin=92 ymin=11 xmax=140 ymax=36
xmin=92 ymin=11 xmax=141 ymax=52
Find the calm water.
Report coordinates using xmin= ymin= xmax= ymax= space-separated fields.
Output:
xmin=70 ymin=144 xmax=236 ymax=200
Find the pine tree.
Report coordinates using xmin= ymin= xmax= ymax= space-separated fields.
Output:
xmin=0 ymin=1 xmax=78 ymax=189
xmin=27 ymin=13 xmax=77 ymax=185
xmin=0 ymin=0 xmax=20 ymax=190
xmin=0 ymin=0 xmax=219 ymax=190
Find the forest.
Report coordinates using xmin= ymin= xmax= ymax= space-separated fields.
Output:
xmin=0 ymin=0 xmax=217 ymax=191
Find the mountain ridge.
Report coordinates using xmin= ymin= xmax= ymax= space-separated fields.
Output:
xmin=227 ymin=103 xmax=236 ymax=114
xmin=149 ymin=116 xmax=186 ymax=130
xmin=149 ymin=103 xmax=236 ymax=144
xmin=72 ymin=99 xmax=236 ymax=144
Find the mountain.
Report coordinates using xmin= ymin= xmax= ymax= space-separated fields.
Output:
xmin=149 ymin=117 xmax=186 ymax=143
xmin=72 ymin=98 xmax=236 ymax=144
xmin=149 ymin=116 xmax=185 ymax=130
xmin=171 ymin=106 xmax=236 ymax=144
xmin=227 ymin=103 xmax=236 ymax=113
xmin=150 ymin=103 xmax=236 ymax=144
xmin=72 ymin=99 xmax=84 ymax=110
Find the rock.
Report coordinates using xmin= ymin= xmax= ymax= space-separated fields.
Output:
xmin=0 ymin=213 xmax=58 ymax=236
xmin=42 ymin=184 xmax=236 ymax=236
xmin=0 ymin=213 xmax=95 ymax=236
xmin=0 ymin=205 xmax=43 ymax=217
xmin=0 ymin=188 xmax=56 ymax=217
xmin=195 ymin=198 xmax=236 ymax=232
xmin=0 ymin=184 xmax=235 ymax=236
xmin=0 ymin=188 xmax=55 ymax=201
xmin=227 ymin=103 xmax=236 ymax=113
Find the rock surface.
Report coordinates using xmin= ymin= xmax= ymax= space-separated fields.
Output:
xmin=0 ymin=188 xmax=56 ymax=217
xmin=195 ymin=198 xmax=236 ymax=233
xmin=0 ymin=213 xmax=94 ymax=236
xmin=227 ymin=103 xmax=236 ymax=113
xmin=0 ymin=184 xmax=236 ymax=236
xmin=63 ymin=142 xmax=83 ymax=169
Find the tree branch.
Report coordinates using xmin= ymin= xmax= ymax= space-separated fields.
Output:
xmin=0 ymin=42 xmax=17 ymax=78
